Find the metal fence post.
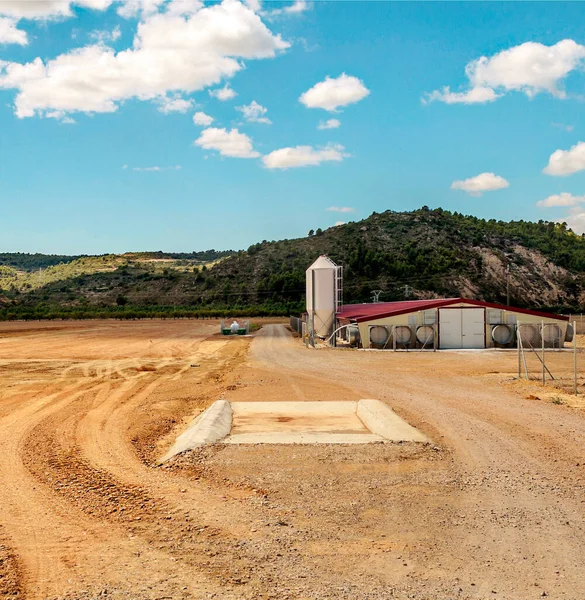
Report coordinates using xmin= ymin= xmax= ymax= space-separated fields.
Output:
xmin=574 ymin=320 xmax=578 ymax=395
xmin=517 ymin=324 xmax=521 ymax=379
xmin=542 ymin=321 xmax=545 ymax=386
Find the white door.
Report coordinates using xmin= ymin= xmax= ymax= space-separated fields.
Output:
xmin=439 ymin=309 xmax=462 ymax=349
xmin=439 ymin=308 xmax=485 ymax=349
xmin=461 ymin=308 xmax=485 ymax=349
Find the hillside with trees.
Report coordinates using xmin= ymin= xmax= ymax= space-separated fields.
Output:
xmin=1 ymin=207 xmax=584 ymax=320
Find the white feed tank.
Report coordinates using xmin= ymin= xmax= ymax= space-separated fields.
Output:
xmin=306 ymin=255 xmax=338 ymax=338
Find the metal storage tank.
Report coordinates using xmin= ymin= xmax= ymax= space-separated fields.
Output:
xmin=347 ymin=324 xmax=360 ymax=346
xmin=416 ymin=325 xmax=435 ymax=347
xmin=393 ymin=326 xmax=412 ymax=346
xmin=492 ymin=324 xmax=513 ymax=345
xmin=542 ymin=323 xmax=563 ymax=346
xmin=518 ymin=323 xmax=539 ymax=346
xmin=369 ymin=325 xmax=389 ymax=348
xmin=306 ymin=255 xmax=338 ymax=338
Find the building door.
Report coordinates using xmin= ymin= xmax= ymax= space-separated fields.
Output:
xmin=439 ymin=308 xmax=485 ymax=349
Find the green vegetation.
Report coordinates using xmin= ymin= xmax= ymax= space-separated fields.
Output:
xmin=2 ymin=208 xmax=585 ymax=320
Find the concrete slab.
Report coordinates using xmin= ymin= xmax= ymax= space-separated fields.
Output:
xmin=160 ymin=399 xmax=429 ymax=461
xmin=357 ymin=399 xmax=429 ymax=443
xmin=224 ymin=432 xmax=385 ymax=444
xmin=230 ymin=401 xmax=368 ymax=435
xmin=160 ymin=399 xmax=232 ymax=462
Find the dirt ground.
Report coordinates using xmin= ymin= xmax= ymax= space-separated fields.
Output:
xmin=1 ymin=320 xmax=585 ymax=600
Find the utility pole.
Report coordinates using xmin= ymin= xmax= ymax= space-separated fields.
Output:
xmin=401 ymin=285 xmax=412 ymax=299
xmin=371 ymin=289 xmax=384 ymax=303
xmin=506 ymin=263 xmax=510 ymax=306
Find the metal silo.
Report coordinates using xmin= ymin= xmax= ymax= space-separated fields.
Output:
xmin=306 ymin=255 xmax=342 ymax=339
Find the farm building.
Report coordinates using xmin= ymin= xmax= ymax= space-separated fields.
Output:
xmin=304 ymin=255 xmax=571 ymax=350
xmin=337 ymin=298 xmax=570 ymax=350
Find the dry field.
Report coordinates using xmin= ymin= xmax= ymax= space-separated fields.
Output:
xmin=1 ymin=320 xmax=585 ymax=600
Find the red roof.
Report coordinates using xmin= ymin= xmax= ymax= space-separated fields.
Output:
xmin=337 ymin=297 xmax=568 ymax=323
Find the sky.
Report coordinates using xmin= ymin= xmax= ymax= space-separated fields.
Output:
xmin=2 ymin=0 xmax=585 ymax=254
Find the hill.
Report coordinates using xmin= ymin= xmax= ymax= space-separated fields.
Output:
xmin=2 ymin=207 xmax=585 ymax=319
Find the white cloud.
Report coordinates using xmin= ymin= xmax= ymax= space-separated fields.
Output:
xmin=157 ymin=95 xmax=193 ymax=113
xmin=0 ymin=0 xmax=288 ymax=119
xmin=236 ymin=100 xmax=270 ymax=124
xmin=425 ymin=40 xmax=585 ymax=105
xmin=334 ymin=221 xmax=345 ymax=226
xmin=451 ymin=172 xmax=509 ymax=196
xmin=195 ymin=127 xmax=259 ymax=158
xmin=537 ymin=192 xmax=585 ymax=207
xmin=423 ymin=86 xmax=500 ymax=105
xmin=299 ymin=73 xmax=370 ymax=112
xmin=0 ymin=18 xmax=27 ymax=45
xmin=89 ymin=25 xmax=121 ymax=43
xmin=45 ymin=109 xmax=76 ymax=123
xmin=263 ymin=144 xmax=347 ymax=169
xmin=116 ymin=0 xmax=165 ymax=19
xmin=267 ymin=0 xmax=310 ymax=16
xmin=165 ymin=0 xmax=203 ymax=16
xmin=132 ymin=165 xmax=182 ymax=171
xmin=327 ymin=206 xmax=354 ymax=213
xmin=0 ymin=0 xmax=112 ymax=19
xmin=559 ymin=207 xmax=585 ymax=234
xmin=209 ymin=84 xmax=237 ymax=101
xmin=552 ymin=122 xmax=574 ymax=132
xmin=543 ymin=141 xmax=585 ymax=176
xmin=318 ymin=118 xmax=340 ymax=130
xmin=245 ymin=0 xmax=261 ymax=11
xmin=193 ymin=111 xmax=214 ymax=126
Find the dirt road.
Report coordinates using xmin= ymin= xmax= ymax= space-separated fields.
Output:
xmin=1 ymin=320 xmax=585 ymax=599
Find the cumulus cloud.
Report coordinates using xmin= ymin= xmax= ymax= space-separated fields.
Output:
xmin=0 ymin=18 xmax=27 ymax=45
xmin=543 ymin=141 xmax=585 ymax=176
xmin=559 ymin=207 xmax=585 ymax=234
xmin=267 ymin=0 xmax=310 ymax=17
xmin=195 ymin=127 xmax=259 ymax=158
xmin=165 ymin=0 xmax=203 ymax=16
xmin=552 ymin=122 xmax=574 ymax=132
xmin=0 ymin=0 xmax=288 ymax=119
xmin=326 ymin=206 xmax=354 ymax=213
xmin=245 ymin=0 xmax=262 ymax=11
xmin=116 ymin=0 xmax=165 ymax=19
xmin=299 ymin=73 xmax=370 ymax=112
xmin=209 ymin=84 xmax=237 ymax=101
xmin=537 ymin=192 xmax=585 ymax=207
xmin=318 ymin=118 xmax=340 ymax=129
xmin=157 ymin=95 xmax=193 ymax=113
xmin=425 ymin=40 xmax=585 ymax=105
xmin=0 ymin=0 xmax=112 ymax=19
xmin=263 ymin=144 xmax=347 ymax=169
xmin=89 ymin=25 xmax=121 ymax=43
xmin=131 ymin=165 xmax=182 ymax=171
xmin=193 ymin=111 xmax=214 ymax=126
xmin=236 ymin=100 xmax=271 ymax=124
xmin=451 ymin=172 xmax=509 ymax=196
xmin=423 ymin=86 xmax=500 ymax=105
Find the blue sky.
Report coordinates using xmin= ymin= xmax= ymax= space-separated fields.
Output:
xmin=1 ymin=0 xmax=585 ymax=254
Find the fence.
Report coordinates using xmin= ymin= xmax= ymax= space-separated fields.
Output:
xmin=564 ymin=314 xmax=585 ymax=335
xmin=289 ymin=316 xmax=304 ymax=335
xmin=517 ymin=320 xmax=578 ymax=394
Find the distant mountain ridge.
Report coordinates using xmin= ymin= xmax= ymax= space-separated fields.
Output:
xmin=1 ymin=208 xmax=584 ymax=319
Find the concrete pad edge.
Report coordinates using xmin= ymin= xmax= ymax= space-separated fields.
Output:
xmin=159 ymin=399 xmax=232 ymax=463
xmin=356 ymin=399 xmax=429 ymax=443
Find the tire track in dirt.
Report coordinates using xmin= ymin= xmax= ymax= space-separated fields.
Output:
xmin=0 ymin=528 xmax=23 ymax=599
xmin=11 ymin=334 xmax=289 ymax=598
